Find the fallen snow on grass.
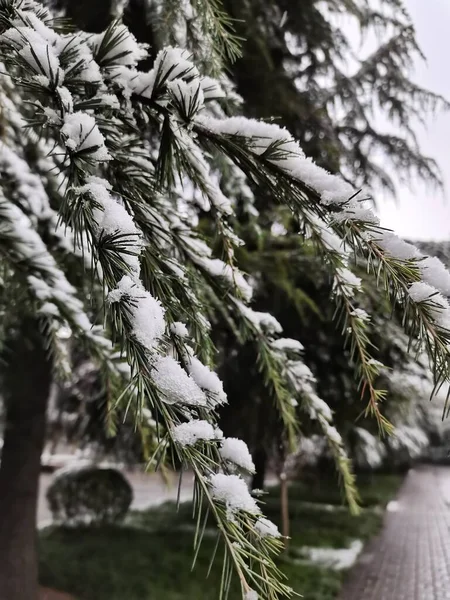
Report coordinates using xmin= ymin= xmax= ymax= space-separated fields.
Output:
xmin=297 ymin=539 xmax=363 ymax=570
xmin=386 ymin=500 xmax=401 ymax=512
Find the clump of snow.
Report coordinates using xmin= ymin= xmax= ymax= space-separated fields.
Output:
xmin=321 ymin=423 xmax=342 ymax=445
xmin=254 ymin=516 xmax=281 ymax=538
xmin=61 ymin=112 xmax=110 ymax=161
xmin=200 ymin=76 xmax=225 ymax=100
xmin=196 ymin=115 xmax=303 ymax=158
xmin=237 ymin=303 xmax=282 ymax=335
xmin=287 ymin=360 xmax=315 ymax=387
xmin=335 ymin=267 xmax=362 ymax=297
xmin=332 ymin=199 xmax=380 ymax=225
xmin=271 ymin=338 xmax=304 ymax=353
xmin=129 ymin=69 xmax=156 ymax=99
xmin=209 ymin=473 xmax=260 ymax=519
xmin=168 ymin=78 xmax=204 ymax=118
xmin=186 ymin=356 xmax=227 ymax=405
xmin=350 ymin=308 xmax=370 ymax=321
xmin=39 ymin=302 xmax=60 ymax=317
xmin=90 ymin=185 xmax=138 ymax=238
xmin=108 ymin=274 xmax=139 ymax=303
xmin=408 ymin=282 xmax=450 ymax=330
xmin=101 ymin=93 xmax=120 ymax=109
xmin=419 ymin=256 xmax=450 ymax=297
xmin=369 ymin=230 xmax=420 ymax=261
xmin=3 ymin=25 xmax=63 ymax=82
xmin=170 ymin=321 xmax=189 ymax=338
xmin=65 ymin=36 xmax=102 ymax=83
xmin=77 ymin=181 xmax=141 ymax=275
xmin=153 ymin=46 xmax=198 ymax=86
xmin=245 ymin=590 xmax=258 ymax=600
xmin=408 ymin=282 xmax=439 ymax=303
xmin=172 ymin=420 xmax=223 ymax=446
xmin=128 ymin=290 xmax=166 ymax=349
xmin=308 ymin=394 xmax=333 ymax=423
xmin=56 ymin=86 xmax=73 ymax=113
xmin=151 ymin=355 xmax=207 ymax=406
xmin=108 ymin=276 xmax=165 ymax=349
xmin=90 ymin=24 xmax=147 ymax=67
xmin=220 ymin=438 xmax=255 ymax=473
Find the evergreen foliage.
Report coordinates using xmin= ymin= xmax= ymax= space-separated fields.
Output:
xmin=0 ymin=1 xmax=449 ymax=598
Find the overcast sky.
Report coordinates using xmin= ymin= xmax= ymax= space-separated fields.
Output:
xmin=376 ymin=0 xmax=450 ymax=241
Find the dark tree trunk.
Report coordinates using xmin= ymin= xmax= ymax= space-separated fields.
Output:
xmin=53 ymin=0 xmax=114 ymax=32
xmin=251 ymin=446 xmax=267 ymax=490
xmin=0 ymin=318 xmax=52 ymax=600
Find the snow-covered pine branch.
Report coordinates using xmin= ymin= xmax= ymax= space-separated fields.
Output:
xmin=2 ymin=2 xmax=450 ymax=598
xmin=272 ymin=338 xmax=359 ymax=513
xmin=188 ymin=116 xmax=450 ymax=411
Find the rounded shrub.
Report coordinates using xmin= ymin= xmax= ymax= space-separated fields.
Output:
xmin=46 ymin=463 xmax=133 ymax=526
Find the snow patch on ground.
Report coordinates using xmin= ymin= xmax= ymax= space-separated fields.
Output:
xmin=296 ymin=539 xmax=363 ymax=570
xmin=386 ymin=500 xmax=401 ymax=513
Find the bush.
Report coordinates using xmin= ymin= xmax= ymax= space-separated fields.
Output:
xmin=46 ymin=463 xmax=133 ymax=526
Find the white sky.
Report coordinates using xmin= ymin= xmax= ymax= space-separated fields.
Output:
xmin=376 ymin=0 xmax=450 ymax=241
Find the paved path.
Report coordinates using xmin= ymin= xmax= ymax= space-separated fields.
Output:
xmin=339 ymin=465 xmax=450 ymax=600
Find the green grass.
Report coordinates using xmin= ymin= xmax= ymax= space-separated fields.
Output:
xmin=265 ymin=473 xmax=403 ymax=509
xmin=38 ymin=473 xmax=403 ymax=600
xmin=39 ymin=526 xmax=344 ymax=600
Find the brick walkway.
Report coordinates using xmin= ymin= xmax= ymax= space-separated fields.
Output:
xmin=339 ymin=465 xmax=450 ymax=600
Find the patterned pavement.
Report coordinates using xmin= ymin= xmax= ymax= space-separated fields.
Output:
xmin=339 ymin=465 xmax=450 ymax=600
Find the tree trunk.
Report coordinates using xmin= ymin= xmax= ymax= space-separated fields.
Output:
xmin=55 ymin=0 xmax=114 ymax=32
xmin=0 ymin=318 xmax=52 ymax=600
xmin=280 ymin=473 xmax=290 ymax=552
xmin=251 ymin=446 xmax=267 ymax=490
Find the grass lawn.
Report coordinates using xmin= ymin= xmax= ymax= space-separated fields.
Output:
xmin=38 ymin=473 xmax=403 ymax=600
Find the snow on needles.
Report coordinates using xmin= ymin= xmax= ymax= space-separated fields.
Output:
xmin=108 ymin=276 xmax=165 ymax=350
xmin=195 ymin=113 xmax=450 ymax=312
xmin=170 ymin=321 xmax=189 ymax=338
xmin=254 ymin=517 xmax=281 ymax=538
xmin=196 ymin=115 xmax=354 ymax=205
xmin=407 ymin=282 xmax=450 ymax=330
xmin=90 ymin=24 xmax=147 ymax=67
xmin=0 ymin=198 xmax=109 ymax=348
xmin=186 ymin=355 xmax=227 ymax=405
xmin=209 ymin=473 xmax=260 ymax=519
xmin=61 ymin=113 xmax=110 ymax=161
xmin=172 ymin=420 xmax=223 ymax=446
xmin=80 ymin=179 xmax=142 ymax=276
xmin=151 ymin=355 xmax=207 ymax=406
xmin=271 ymin=338 xmax=304 ymax=353
xmin=419 ymin=256 xmax=450 ymax=296
xmin=220 ymin=438 xmax=255 ymax=473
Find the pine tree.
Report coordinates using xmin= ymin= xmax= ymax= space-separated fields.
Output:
xmin=0 ymin=1 xmax=450 ymax=600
